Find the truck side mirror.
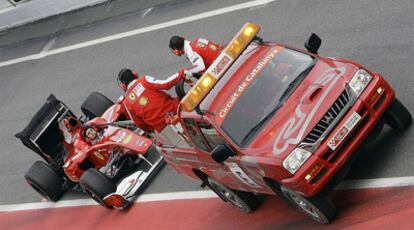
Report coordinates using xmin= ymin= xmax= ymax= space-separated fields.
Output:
xmin=304 ymin=33 xmax=321 ymax=54
xmin=211 ymin=144 xmax=235 ymax=163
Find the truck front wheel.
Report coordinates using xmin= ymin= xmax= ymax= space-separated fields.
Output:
xmin=280 ymin=186 xmax=336 ymax=224
xmin=383 ymin=98 xmax=412 ymax=131
xmin=207 ymin=177 xmax=259 ymax=213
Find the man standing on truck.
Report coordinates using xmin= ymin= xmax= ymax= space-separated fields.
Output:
xmin=169 ymin=36 xmax=222 ymax=78
xmin=117 ymin=68 xmax=190 ymax=133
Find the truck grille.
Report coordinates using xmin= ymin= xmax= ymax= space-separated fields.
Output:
xmin=303 ymin=87 xmax=352 ymax=144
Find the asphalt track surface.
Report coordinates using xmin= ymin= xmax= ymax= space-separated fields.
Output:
xmin=0 ymin=0 xmax=413 ymax=223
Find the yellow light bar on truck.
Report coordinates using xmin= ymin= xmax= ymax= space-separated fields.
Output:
xmin=225 ymin=23 xmax=261 ymax=59
xmin=181 ymin=22 xmax=261 ymax=112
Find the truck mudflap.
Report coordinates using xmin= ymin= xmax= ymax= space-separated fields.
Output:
xmin=103 ymin=150 xmax=165 ymax=209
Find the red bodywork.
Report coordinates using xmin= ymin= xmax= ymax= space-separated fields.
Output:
xmin=61 ymin=99 xmax=152 ymax=182
xmin=158 ymin=42 xmax=395 ymax=197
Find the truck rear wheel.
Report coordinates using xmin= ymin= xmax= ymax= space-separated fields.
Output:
xmin=81 ymin=92 xmax=114 ymax=119
xmin=80 ymin=169 xmax=116 ymax=208
xmin=383 ymin=98 xmax=412 ymax=131
xmin=25 ymin=161 xmax=64 ymax=202
xmin=207 ymin=177 xmax=259 ymax=213
xmin=281 ymin=186 xmax=336 ymax=224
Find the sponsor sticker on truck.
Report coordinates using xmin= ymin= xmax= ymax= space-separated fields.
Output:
xmin=328 ymin=112 xmax=361 ymax=150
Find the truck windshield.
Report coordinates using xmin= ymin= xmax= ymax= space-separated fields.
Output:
xmin=221 ymin=47 xmax=315 ymax=146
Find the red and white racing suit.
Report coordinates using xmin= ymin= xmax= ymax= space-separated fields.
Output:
xmin=123 ymin=71 xmax=185 ymax=133
xmin=184 ymin=38 xmax=222 ymax=76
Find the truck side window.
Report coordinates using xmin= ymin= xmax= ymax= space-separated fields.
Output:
xmin=196 ymin=121 xmax=227 ymax=149
xmin=183 ymin=119 xmax=209 ymax=151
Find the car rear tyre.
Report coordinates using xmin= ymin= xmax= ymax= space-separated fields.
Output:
xmin=207 ymin=177 xmax=259 ymax=213
xmin=81 ymin=92 xmax=114 ymax=119
xmin=281 ymin=186 xmax=336 ymax=224
xmin=80 ymin=169 xmax=116 ymax=208
xmin=25 ymin=161 xmax=64 ymax=202
xmin=383 ymin=98 xmax=412 ymax=131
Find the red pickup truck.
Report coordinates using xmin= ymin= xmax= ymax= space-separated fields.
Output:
xmin=157 ymin=23 xmax=412 ymax=224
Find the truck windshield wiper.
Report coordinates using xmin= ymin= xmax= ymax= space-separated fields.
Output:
xmin=240 ymin=103 xmax=283 ymax=146
xmin=279 ymin=62 xmax=316 ymax=103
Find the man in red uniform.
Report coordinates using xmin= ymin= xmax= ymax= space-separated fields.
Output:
xmin=117 ymin=68 xmax=188 ymax=133
xmin=169 ymin=36 xmax=222 ymax=78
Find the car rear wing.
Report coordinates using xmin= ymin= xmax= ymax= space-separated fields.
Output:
xmin=15 ymin=94 xmax=75 ymax=164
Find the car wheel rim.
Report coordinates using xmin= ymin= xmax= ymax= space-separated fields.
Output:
xmin=210 ymin=180 xmax=244 ymax=209
xmin=288 ymin=192 xmax=321 ymax=220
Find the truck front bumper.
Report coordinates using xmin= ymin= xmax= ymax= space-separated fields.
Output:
xmin=281 ymin=73 xmax=395 ymax=197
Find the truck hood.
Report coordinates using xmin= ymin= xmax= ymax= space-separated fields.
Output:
xmin=248 ymin=58 xmax=358 ymax=158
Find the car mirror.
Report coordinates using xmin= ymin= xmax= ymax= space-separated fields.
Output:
xmin=211 ymin=144 xmax=235 ymax=163
xmin=304 ymin=33 xmax=322 ymax=54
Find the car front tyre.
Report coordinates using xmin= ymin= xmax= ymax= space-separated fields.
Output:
xmin=207 ymin=177 xmax=259 ymax=213
xmin=25 ymin=161 xmax=64 ymax=202
xmin=80 ymin=169 xmax=116 ymax=208
xmin=383 ymin=98 xmax=412 ymax=131
xmin=281 ymin=186 xmax=336 ymax=224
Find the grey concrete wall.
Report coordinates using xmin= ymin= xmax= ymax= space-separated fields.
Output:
xmin=0 ymin=0 xmax=182 ymax=47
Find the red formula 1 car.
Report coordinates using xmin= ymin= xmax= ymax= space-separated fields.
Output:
xmin=155 ymin=23 xmax=412 ymax=224
xmin=15 ymin=93 xmax=164 ymax=209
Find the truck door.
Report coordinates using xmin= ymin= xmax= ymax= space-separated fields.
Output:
xmin=189 ymin=119 xmax=268 ymax=192
xmin=182 ymin=118 xmax=254 ymax=190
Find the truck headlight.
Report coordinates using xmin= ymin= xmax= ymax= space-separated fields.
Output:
xmin=283 ymin=148 xmax=312 ymax=174
xmin=349 ymin=69 xmax=372 ymax=97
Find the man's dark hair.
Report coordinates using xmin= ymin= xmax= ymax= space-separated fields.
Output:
xmin=118 ymin=68 xmax=135 ymax=85
xmin=169 ymin=36 xmax=185 ymax=50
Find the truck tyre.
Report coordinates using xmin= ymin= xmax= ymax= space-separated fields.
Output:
xmin=281 ymin=186 xmax=336 ymax=224
xmin=81 ymin=92 xmax=114 ymax=119
xmin=80 ymin=169 xmax=116 ymax=208
xmin=207 ymin=177 xmax=259 ymax=213
xmin=383 ymin=98 xmax=412 ymax=131
xmin=25 ymin=161 xmax=64 ymax=202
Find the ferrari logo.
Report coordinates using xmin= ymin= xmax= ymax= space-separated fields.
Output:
xmin=139 ymin=97 xmax=148 ymax=106
xmin=196 ymin=41 xmax=207 ymax=48
xmin=94 ymin=151 xmax=105 ymax=160
xmin=209 ymin=44 xmax=217 ymax=51
xmin=128 ymin=92 xmax=136 ymax=101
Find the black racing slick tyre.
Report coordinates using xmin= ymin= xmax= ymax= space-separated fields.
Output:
xmin=383 ymin=98 xmax=412 ymax=131
xmin=81 ymin=92 xmax=114 ymax=119
xmin=281 ymin=186 xmax=336 ymax=224
xmin=25 ymin=161 xmax=64 ymax=202
xmin=79 ymin=169 xmax=116 ymax=208
xmin=207 ymin=177 xmax=259 ymax=213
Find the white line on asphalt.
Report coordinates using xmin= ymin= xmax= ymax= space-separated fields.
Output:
xmin=1 ymin=176 xmax=414 ymax=212
xmin=36 ymin=37 xmax=57 ymax=59
xmin=141 ymin=7 xmax=153 ymax=19
xmin=0 ymin=190 xmax=217 ymax=212
xmin=335 ymin=176 xmax=414 ymax=190
xmin=0 ymin=0 xmax=277 ymax=68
